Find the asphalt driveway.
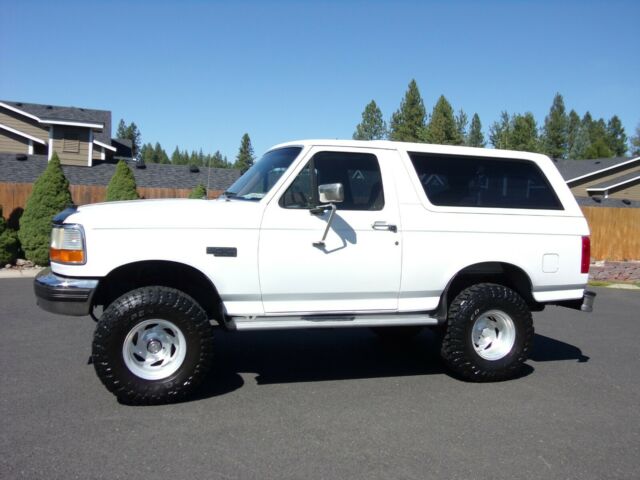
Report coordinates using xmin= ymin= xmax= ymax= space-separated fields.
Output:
xmin=1 ymin=279 xmax=638 ymax=479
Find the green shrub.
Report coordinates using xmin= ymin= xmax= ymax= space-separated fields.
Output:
xmin=18 ymin=153 xmax=73 ymax=266
xmin=188 ymin=184 xmax=207 ymax=199
xmin=106 ymin=160 xmax=140 ymax=201
xmin=0 ymin=228 xmax=19 ymax=265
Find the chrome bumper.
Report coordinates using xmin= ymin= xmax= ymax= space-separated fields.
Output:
xmin=34 ymin=268 xmax=99 ymax=316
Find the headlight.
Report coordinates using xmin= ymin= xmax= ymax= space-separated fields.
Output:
xmin=50 ymin=224 xmax=86 ymax=264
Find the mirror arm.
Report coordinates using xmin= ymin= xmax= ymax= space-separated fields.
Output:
xmin=312 ymin=204 xmax=336 ymax=248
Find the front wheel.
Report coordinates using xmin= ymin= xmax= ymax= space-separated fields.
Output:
xmin=92 ymin=286 xmax=215 ymax=404
xmin=440 ymin=283 xmax=533 ymax=382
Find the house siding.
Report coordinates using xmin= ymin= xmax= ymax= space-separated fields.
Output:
xmin=93 ymin=144 xmax=102 ymax=161
xmin=570 ymin=165 xmax=640 ymax=196
xmin=607 ymin=182 xmax=640 ymax=201
xmin=0 ymin=107 xmax=48 ymax=142
xmin=0 ymin=130 xmax=29 ymax=153
xmin=51 ymin=125 xmax=90 ymax=166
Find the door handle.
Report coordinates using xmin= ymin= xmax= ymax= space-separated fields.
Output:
xmin=372 ymin=221 xmax=397 ymax=233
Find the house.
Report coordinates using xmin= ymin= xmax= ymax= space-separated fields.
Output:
xmin=553 ymin=156 xmax=640 ymax=207
xmin=0 ymin=100 xmax=131 ymax=165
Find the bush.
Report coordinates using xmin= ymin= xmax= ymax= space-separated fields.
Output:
xmin=106 ymin=160 xmax=140 ymax=201
xmin=0 ymin=228 xmax=19 ymax=265
xmin=19 ymin=153 xmax=73 ymax=266
xmin=188 ymin=184 xmax=207 ymax=199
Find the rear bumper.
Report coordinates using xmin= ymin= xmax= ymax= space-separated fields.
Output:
xmin=34 ymin=268 xmax=99 ymax=316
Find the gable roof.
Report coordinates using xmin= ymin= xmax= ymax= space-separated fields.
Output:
xmin=586 ymin=171 xmax=640 ymax=192
xmin=553 ymin=156 xmax=640 ymax=183
xmin=0 ymin=153 xmax=240 ymax=191
xmin=0 ymin=100 xmax=112 ymax=144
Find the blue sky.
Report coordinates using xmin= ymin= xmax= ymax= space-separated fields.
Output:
xmin=1 ymin=0 xmax=638 ymax=160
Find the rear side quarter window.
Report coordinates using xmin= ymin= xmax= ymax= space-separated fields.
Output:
xmin=408 ymin=153 xmax=563 ymax=210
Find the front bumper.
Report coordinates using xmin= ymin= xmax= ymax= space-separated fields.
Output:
xmin=34 ymin=268 xmax=99 ymax=316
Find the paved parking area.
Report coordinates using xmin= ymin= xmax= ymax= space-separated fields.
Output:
xmin=1 ymin=279 xmax=639 ymax=479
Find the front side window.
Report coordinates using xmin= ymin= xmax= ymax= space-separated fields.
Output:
xmin=409 ymin=153 xmax=563 ymax=210
xmin=223 ymin=146 xmax=302 ymax=201
xmin=281 ymin=151 xmax=385 ymax=210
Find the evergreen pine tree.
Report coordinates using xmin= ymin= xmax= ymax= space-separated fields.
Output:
xmin=606 ymin=115 xmax=627 ymax=156
xmin=425 ymin=95 xmax=463 ymax=145
xmin=389 ymin=79 xmax=427 ymax=142
xmin=508 ymin=113 xmax=539 ymax=152
xmin=139 ymin=143 xmax=154 ymax=164
xmin=106 ymin=160 xmax=140 ymax=201
xmin=211 ymin=151 xmax=227 ymax=168
xmin=353 ymin=100 xmax=387 ymax=140
xmin=569 ymin=124 xmax=591 ymax=159
xmin=467 ymin=113 xmax=485 ymax=147
xmin=541 ymin=93 xmax=568 ymax=159
xmin=115 ymin=119 xmax=141 ymax=158
xmin=18 ymin=153 xmax=73 ymax=265
xmin=630 ymin=123 xmax=640 ymax=156
xmin=171 ymin=146 xmax=181 ymax=164
xmin=455 ymin=109 xmax=468 ymax=142
xmin=153 ymin=142 xmax=170 ymax=164
xmin=234 ymin=133 xmax=255 ymax=172
xmin=566 ymin=110 xmax=581 ymax=156
xmin=188 ymin=184 xmax=207 ymax=199
xmin=489 ymin=112 xmax=512 ymax=149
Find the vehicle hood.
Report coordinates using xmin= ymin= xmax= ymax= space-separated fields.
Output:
xmin=66 ymin=198 xmax=263 ymax=230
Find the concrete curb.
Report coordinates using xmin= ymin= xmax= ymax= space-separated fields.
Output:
xmin=0 ymin=268 xmax=44 ymax=279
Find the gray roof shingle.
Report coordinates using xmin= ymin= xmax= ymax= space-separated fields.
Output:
xmin=587 ymin=171 xmax=640 ymax=190
xmin=0 ymin=153 xmax=241 ymax=191
xmin=1 ymin=100 xmax=112 ymax=144
xmin=553 ymin=157 xmax=639 ymax=181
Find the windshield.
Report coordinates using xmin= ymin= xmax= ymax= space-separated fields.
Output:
xmin=223 ymin=146 xmax=303 ymax=201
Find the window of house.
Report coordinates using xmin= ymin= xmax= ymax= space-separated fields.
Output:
xmin=281 ymin=151 xmax=385 ymax=210
xmin=409 ymin=153 xmax=563 ymax=210
xmin=63 ymin=133 xmax=80 ymax=153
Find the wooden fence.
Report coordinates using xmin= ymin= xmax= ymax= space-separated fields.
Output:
xmin=1 ymin=183 xmax=638 ymax=260
xmin=0 ymin=183 xmax=222 ymax=227
xmin=581 ymin=206 xmax=640 ymax=261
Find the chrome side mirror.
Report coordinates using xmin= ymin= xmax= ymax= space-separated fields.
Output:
xmin=311 ymin=183 xmax=344 ymax=248
xmin=318 ymin=183 xmax=344 ymax=204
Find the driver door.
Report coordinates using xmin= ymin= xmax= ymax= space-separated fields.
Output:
xmin=258 ymin=147 xmax=402 ymax=314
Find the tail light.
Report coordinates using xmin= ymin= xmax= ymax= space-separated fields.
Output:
xmin=581 ymin=236 xmax=590 ymax=274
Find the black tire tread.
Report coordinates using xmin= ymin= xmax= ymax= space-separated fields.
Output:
xmin=440 ymin=283 xmax=533 ymax=382
xmin=92 ymin=286 xmax=214 ymax=404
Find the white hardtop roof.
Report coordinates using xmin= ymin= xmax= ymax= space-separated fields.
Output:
xmin=269 ymin=139 xmax=551 ymax=162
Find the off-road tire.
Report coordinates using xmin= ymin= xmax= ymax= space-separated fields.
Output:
xmin=440 ymin=283 xmax=533 ymax=382
xmin=92 ymin=286 xmax=215 ymax=404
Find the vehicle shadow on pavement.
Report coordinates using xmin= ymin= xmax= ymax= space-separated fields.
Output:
xmin=192 ymin=328 xmax=447 ymax=400
xmin=530 ymin=334 xmax=589 ymax=363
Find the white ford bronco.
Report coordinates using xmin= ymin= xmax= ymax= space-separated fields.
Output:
xmin=34 ymin=140 xmax=595 ymax=404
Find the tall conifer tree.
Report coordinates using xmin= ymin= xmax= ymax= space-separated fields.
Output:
xmin=389 ymin=80 xmax=427 ymax=142
xmin=353 ymin=100 xmax=387 ymax=140
xmin=234 ymin=133 xmax=255 ymax=172
xmin=541 ymin=93 xmax=568 ymax=159
xmin=467 ymin=113 xmax=485 ymax=147
xmin=425 ymin=96 xmax=463 ymax=145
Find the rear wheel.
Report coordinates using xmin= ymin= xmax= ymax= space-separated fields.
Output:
xmin=440 ymin=283 xmax=533 ymax=382
xmin=92 ymin=286 xmax=215 ymax=404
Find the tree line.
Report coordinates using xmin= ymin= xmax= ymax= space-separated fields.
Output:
xmin=353 ymin=80 xmax=640 ymax=159
xmin=116 ymin=120 xmax=255 ymax=170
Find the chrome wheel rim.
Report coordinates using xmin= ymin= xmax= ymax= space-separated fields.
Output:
xmin=122 ymin=319 xmax=187 ymax=380
xmin=471 ymin=310 xmax=516 ymax=361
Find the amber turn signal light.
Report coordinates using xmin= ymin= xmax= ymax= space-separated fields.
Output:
xmin=50 ymin=248 xmax=85 ymax=264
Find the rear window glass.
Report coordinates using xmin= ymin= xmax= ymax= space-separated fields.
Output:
xmin=408 ymin=153 xmax=563 ymax=210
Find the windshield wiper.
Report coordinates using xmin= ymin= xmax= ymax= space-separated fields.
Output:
xmin=222 ymin=191 xmax=237 ymax=198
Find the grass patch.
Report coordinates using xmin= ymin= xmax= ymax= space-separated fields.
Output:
xmin=588 ymin=280 xmax=613 ymax=287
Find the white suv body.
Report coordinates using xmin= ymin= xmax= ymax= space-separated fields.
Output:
xmin=35 ymin=140 xmax=594 ymax=403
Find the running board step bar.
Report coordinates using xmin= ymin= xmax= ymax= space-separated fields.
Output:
xmin=230 ymin=313 xmax=439 ymax=331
